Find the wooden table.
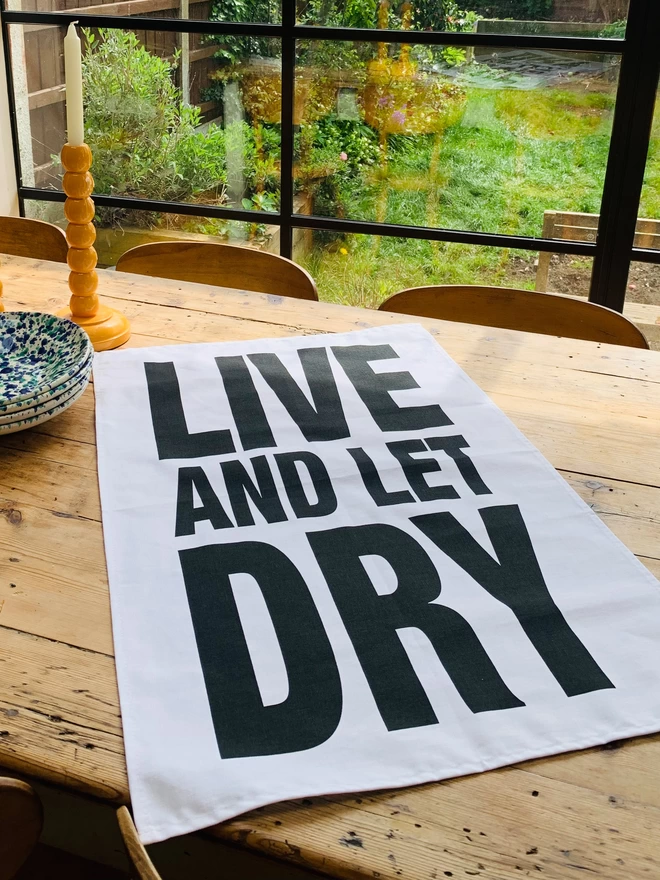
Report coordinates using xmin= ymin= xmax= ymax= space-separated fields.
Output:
xmin=1 ymin=254 xmax=660 ymax=880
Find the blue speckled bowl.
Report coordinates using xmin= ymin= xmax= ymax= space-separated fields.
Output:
xmin=0 ymin=358 xmax=92 ymax=426
xmin=0 ymin=347 xmax=93 ymax=415
xmin=0 ymin=312 xmax=93 ymax=407
xmin=0 ymin=373 xmax=90 ymax=435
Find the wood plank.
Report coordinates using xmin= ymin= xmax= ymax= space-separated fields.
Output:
xmin=189 ymin=45 xmax=218 ymax=63
xmin=23 ymin=31 xmax=42 ymax=94
xmin=28 ymin=84 xmax=64 ymax=111
xmin=0 ymin=627 xmax=126 ymax=801
xmin=0 ymin=500 xmax=113 ymax=654
xmin=223 ymin=768 xmax=660 ymax=880
xmin=36 ymin=27 xmax=61 ymax=91
xmin=550 ymin=212 xmax=599 ymax=229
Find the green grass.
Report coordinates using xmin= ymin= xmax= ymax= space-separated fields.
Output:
xmin=301 ymin=84 xmax=660 ymax=308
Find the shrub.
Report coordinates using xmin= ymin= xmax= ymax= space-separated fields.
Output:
xmin=81 ymin=30 xmax=228 ymax=225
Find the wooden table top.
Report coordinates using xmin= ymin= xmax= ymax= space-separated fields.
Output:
xmin=1 ymin=254 xmax=660 ymax=880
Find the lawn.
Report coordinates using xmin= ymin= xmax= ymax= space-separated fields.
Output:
xmin=301 ymin=80 xmax=660 ymax=308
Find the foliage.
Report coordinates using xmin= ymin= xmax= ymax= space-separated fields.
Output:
xmin=364 ymin=69 xmax=467 ymax=134
xmin=297 ymin=116 xmax=380 ymax=180
xmin=461 ymin=0 xmax=553 ymax=19
xmin=81 ymin=30 xmax=227 ymax=225
xmin=599 ymin=19 xmax=626 ymax=38
xmin=410 ymin=0 xmax=479 ymax=33
xmin=208 ymin=0 xmax=280 ymax=63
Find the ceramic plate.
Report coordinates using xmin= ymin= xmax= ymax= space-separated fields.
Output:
xmin=0 ymin=360 xmax=92 ymax=425
xmin=0 ymin=372 xmax=90 ymax=435
xmin=0 ymin=347 xmax=94 ymax=415
xmin=0 ymin=312 xmax=92 ymax=406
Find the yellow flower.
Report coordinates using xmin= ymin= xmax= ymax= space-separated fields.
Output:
xmin=340 ymin=247 xmax=348 ymax=255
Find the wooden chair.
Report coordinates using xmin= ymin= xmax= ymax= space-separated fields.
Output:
xmin=117 ymin=807 xmax=161 ymax=880
xmin=0 ymin=216 xmax=68 ymax=263
xmin=116 ymin=242 xmax=318 ymax=301
xmin=0 ymin=778 xmax=43 ymax=880
xmin=378 ymin=285 xmax=650 ymax=349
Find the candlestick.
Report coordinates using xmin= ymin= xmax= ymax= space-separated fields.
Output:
xmin=64 ymin=23 xmax=84 ymax=147
xmin=58 ymin=143 xmax=131 ymax=350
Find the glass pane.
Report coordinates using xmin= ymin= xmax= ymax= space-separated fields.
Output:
xmin=638 ymin=85 xmax=660 ymax=251
xmin=296 ymin=0 xmax=628 ymax=36
xmin=23 ymin=199 xmax=282 ymax=266
xmin=10 ymin=26 xmax=281 ymax=218
xmin=293 ymin=229 xmax=594 ymax=307
xmin=294 ymin=40 xmax=618 ymax=240
xmin=7 ymin=0 xmax=280 ymax=23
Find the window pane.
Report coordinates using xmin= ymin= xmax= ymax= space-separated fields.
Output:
xmin=293 ymin=229 xmax=594 ymax=307
xmin=10 ymin=25 xmax=281 ymax=216
xmin=296 ymin=0 xmax=628 ymax=36
xmin=294 ymin=40 xmax=618 ymax=241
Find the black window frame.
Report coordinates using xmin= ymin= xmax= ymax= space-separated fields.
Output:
xmin=2 ymin=0 xmax=659 ymax=312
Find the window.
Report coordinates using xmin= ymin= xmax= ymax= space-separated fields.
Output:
xmin=2 ymin=0 xmax=659 ymax=311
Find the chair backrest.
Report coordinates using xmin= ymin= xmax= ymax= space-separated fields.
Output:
xmin=117 ymin=807 xmax=162 ymax=880
xmin=116 ymin=242 xmax=318 ymax=301
xmin=0 ymin=778 xmax=43 ymax=880
xmin=536 ymin=209 xmax=660 ymax=292
xmin=379 ymin=285 xmax=649 ymax=349
xmin=0 ymin=216 xmax=68 ymax=263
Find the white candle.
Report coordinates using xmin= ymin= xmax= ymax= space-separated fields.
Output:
xmin=64 ymin=23 xmax=84 ymax=146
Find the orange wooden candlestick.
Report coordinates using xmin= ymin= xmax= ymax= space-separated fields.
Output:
xmin=58 ymin=143 xmax=130 ymax=350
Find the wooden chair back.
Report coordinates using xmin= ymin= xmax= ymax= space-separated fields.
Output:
xmin=536 ymin=210 xmax=660 ymax=292
xmin=117 ymin=807 xmax=162 ymax=880
xmin=0 ymin=216 xmax=68 ymax=263
xmin=379 ymin=285 xmax=649 ymax=349
xmin=0 ymin=778 xmax=43 ymax=880
xmin=116 ymin=242 xmax=318 ymax=301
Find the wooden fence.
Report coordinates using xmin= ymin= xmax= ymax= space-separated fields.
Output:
xmin=552 ymin=0 xmax=628 ymax=22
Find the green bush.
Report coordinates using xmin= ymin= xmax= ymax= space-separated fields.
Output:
xmin=81 ymin=29 xmax=228 ymax=225
xmin=599 ymin=19 xmax=626 ymax=38
xmin=208 ymin=0 xmax=280 ymax=64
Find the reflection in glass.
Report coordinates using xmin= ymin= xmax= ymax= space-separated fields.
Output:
xmin=294 ymin=40 xmax=619 ymax=238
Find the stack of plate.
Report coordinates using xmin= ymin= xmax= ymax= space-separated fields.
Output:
xmin=0 ymin=312 xmax=93 ymax=436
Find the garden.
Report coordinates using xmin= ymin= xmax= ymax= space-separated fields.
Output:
xmin=74 ymin=0 xmax=660 ymax=307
